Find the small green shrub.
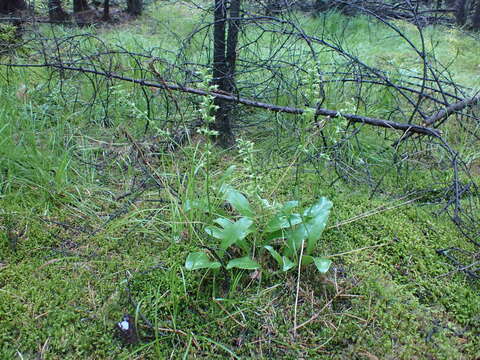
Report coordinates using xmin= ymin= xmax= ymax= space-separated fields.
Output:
xmin=185 ymin=184 xmax=333 ymax=278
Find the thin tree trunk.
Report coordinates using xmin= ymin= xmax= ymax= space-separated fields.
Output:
xmin=455 ymin=0 xmax=467 ymax=25
xmin=472 ymin=0 xmax=480 ymax=30
xmin=215 ymin=0 xmax=241 ymax=146
xmin=212 ymin=0 xmax=227 ymax=98
xmin=48 ymin=0 xmax=70 ymax=21
xmin=127 ymin=0 xmax=142 ymax=16
xmin=73 ymin=0 xmax=90 ymax=13
xmin=225 ymin=0 xmax=241 ymax=92
xmin=212 ymin=0 xmax=234 ymax=147
xmin=102 ymin=0 xmax=110 ymax=21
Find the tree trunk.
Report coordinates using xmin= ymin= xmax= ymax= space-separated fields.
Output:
xmin=225 ymin=0 xmax=241 ymax=91
xmin=212 ymin=0 xmax=234 ymax=147
xmin=102 ymin=0 xmax=110 ymax=21
xmin=210 ymin=0 xmax=242 ymax=147
xmin=472 ymin=0 xmax=480 ymax=30
xmin=215 ymin=0 xmax=241 ymax=147
xmin=455 ymin=0 xmax=467 ymax=25
xmin=127 ymin=0 xmax=142 ymax=16
xmin=73 ymin=0 xmax=90 ymax=13
xmin=48 ymin=0 xmax=70 ymax=21
xmin=0 ymin=0 xmax=26 ymax=14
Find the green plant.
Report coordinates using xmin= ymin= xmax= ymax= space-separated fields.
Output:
xmin=185 ymin=185 xmax=260 ymax=271
xmin=237 ymin=138 xmax=265 ymax=195
xmin=0 ymin=24 xmax=17 ymax=55
xmin=184 ymin=184 xmax=333 ymax=276
xmin=263 ymin=197 xmax=333 ymax=273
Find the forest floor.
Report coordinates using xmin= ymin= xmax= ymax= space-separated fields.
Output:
xmin=1 ymin=2 xmax=480 ymax=359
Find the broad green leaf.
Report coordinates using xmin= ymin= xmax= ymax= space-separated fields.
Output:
xmin=264 ymin=229 xmax=284 ymax=243
xmin=282 ymin=256 xmax=295 ymax=271
xmin=185 ymin=252 xmax=221 ymax=270
xmin=265 ymin=213 xmax=303 ymax=233
xmin=313 ymin=257 xmax=332 ymax=274
xmin=219 ymin=217 xmax=253 ymax=250
xmin=264 ymin=245 xmax=282 ymax=265
xmin=223 ymin=186 xmax=254 ymax=217
xmin=226 ymin=257 xmax=260 ymax=270
xmin=280 ymin=200 xmax=299 ymax=214
xmin=205 ymin=217 xmax=253 ymax=250
xmin=284 ymin=225 xmax=307 ymax=258
xmin=205 ymin=225 xmax=223 ymax=239
xmin=303 ymin=197 xmax=332 ymax=218
xmin=304 ymin=218 xmax=328 ymax=255
xmin=264 ymin=246 xmax=295 ymax=271
xmin=214 ymin=217 xmax=234 ymax=228
xmin=301 ymin=255 xmax=314 ymax=265
xmin=304 ymin=198 xmax=332 ymax=255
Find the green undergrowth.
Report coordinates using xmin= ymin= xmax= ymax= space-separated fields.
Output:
xmin=2 ymin=136 xmax=480 ymax=358
xmin=1 ymin=174 xmax=479 ymax=358
xmin=1 ymin=4 xmax=480 ymax=360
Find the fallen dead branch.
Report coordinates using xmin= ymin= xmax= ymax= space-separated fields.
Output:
xmin=424 ymin=92 xmax=480 ymax=126
xmin=2 ymin=62 xmax=442 ymax=137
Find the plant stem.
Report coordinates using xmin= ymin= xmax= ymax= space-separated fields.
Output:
xmin=292 ymin=239 xmax=305 ymax=337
